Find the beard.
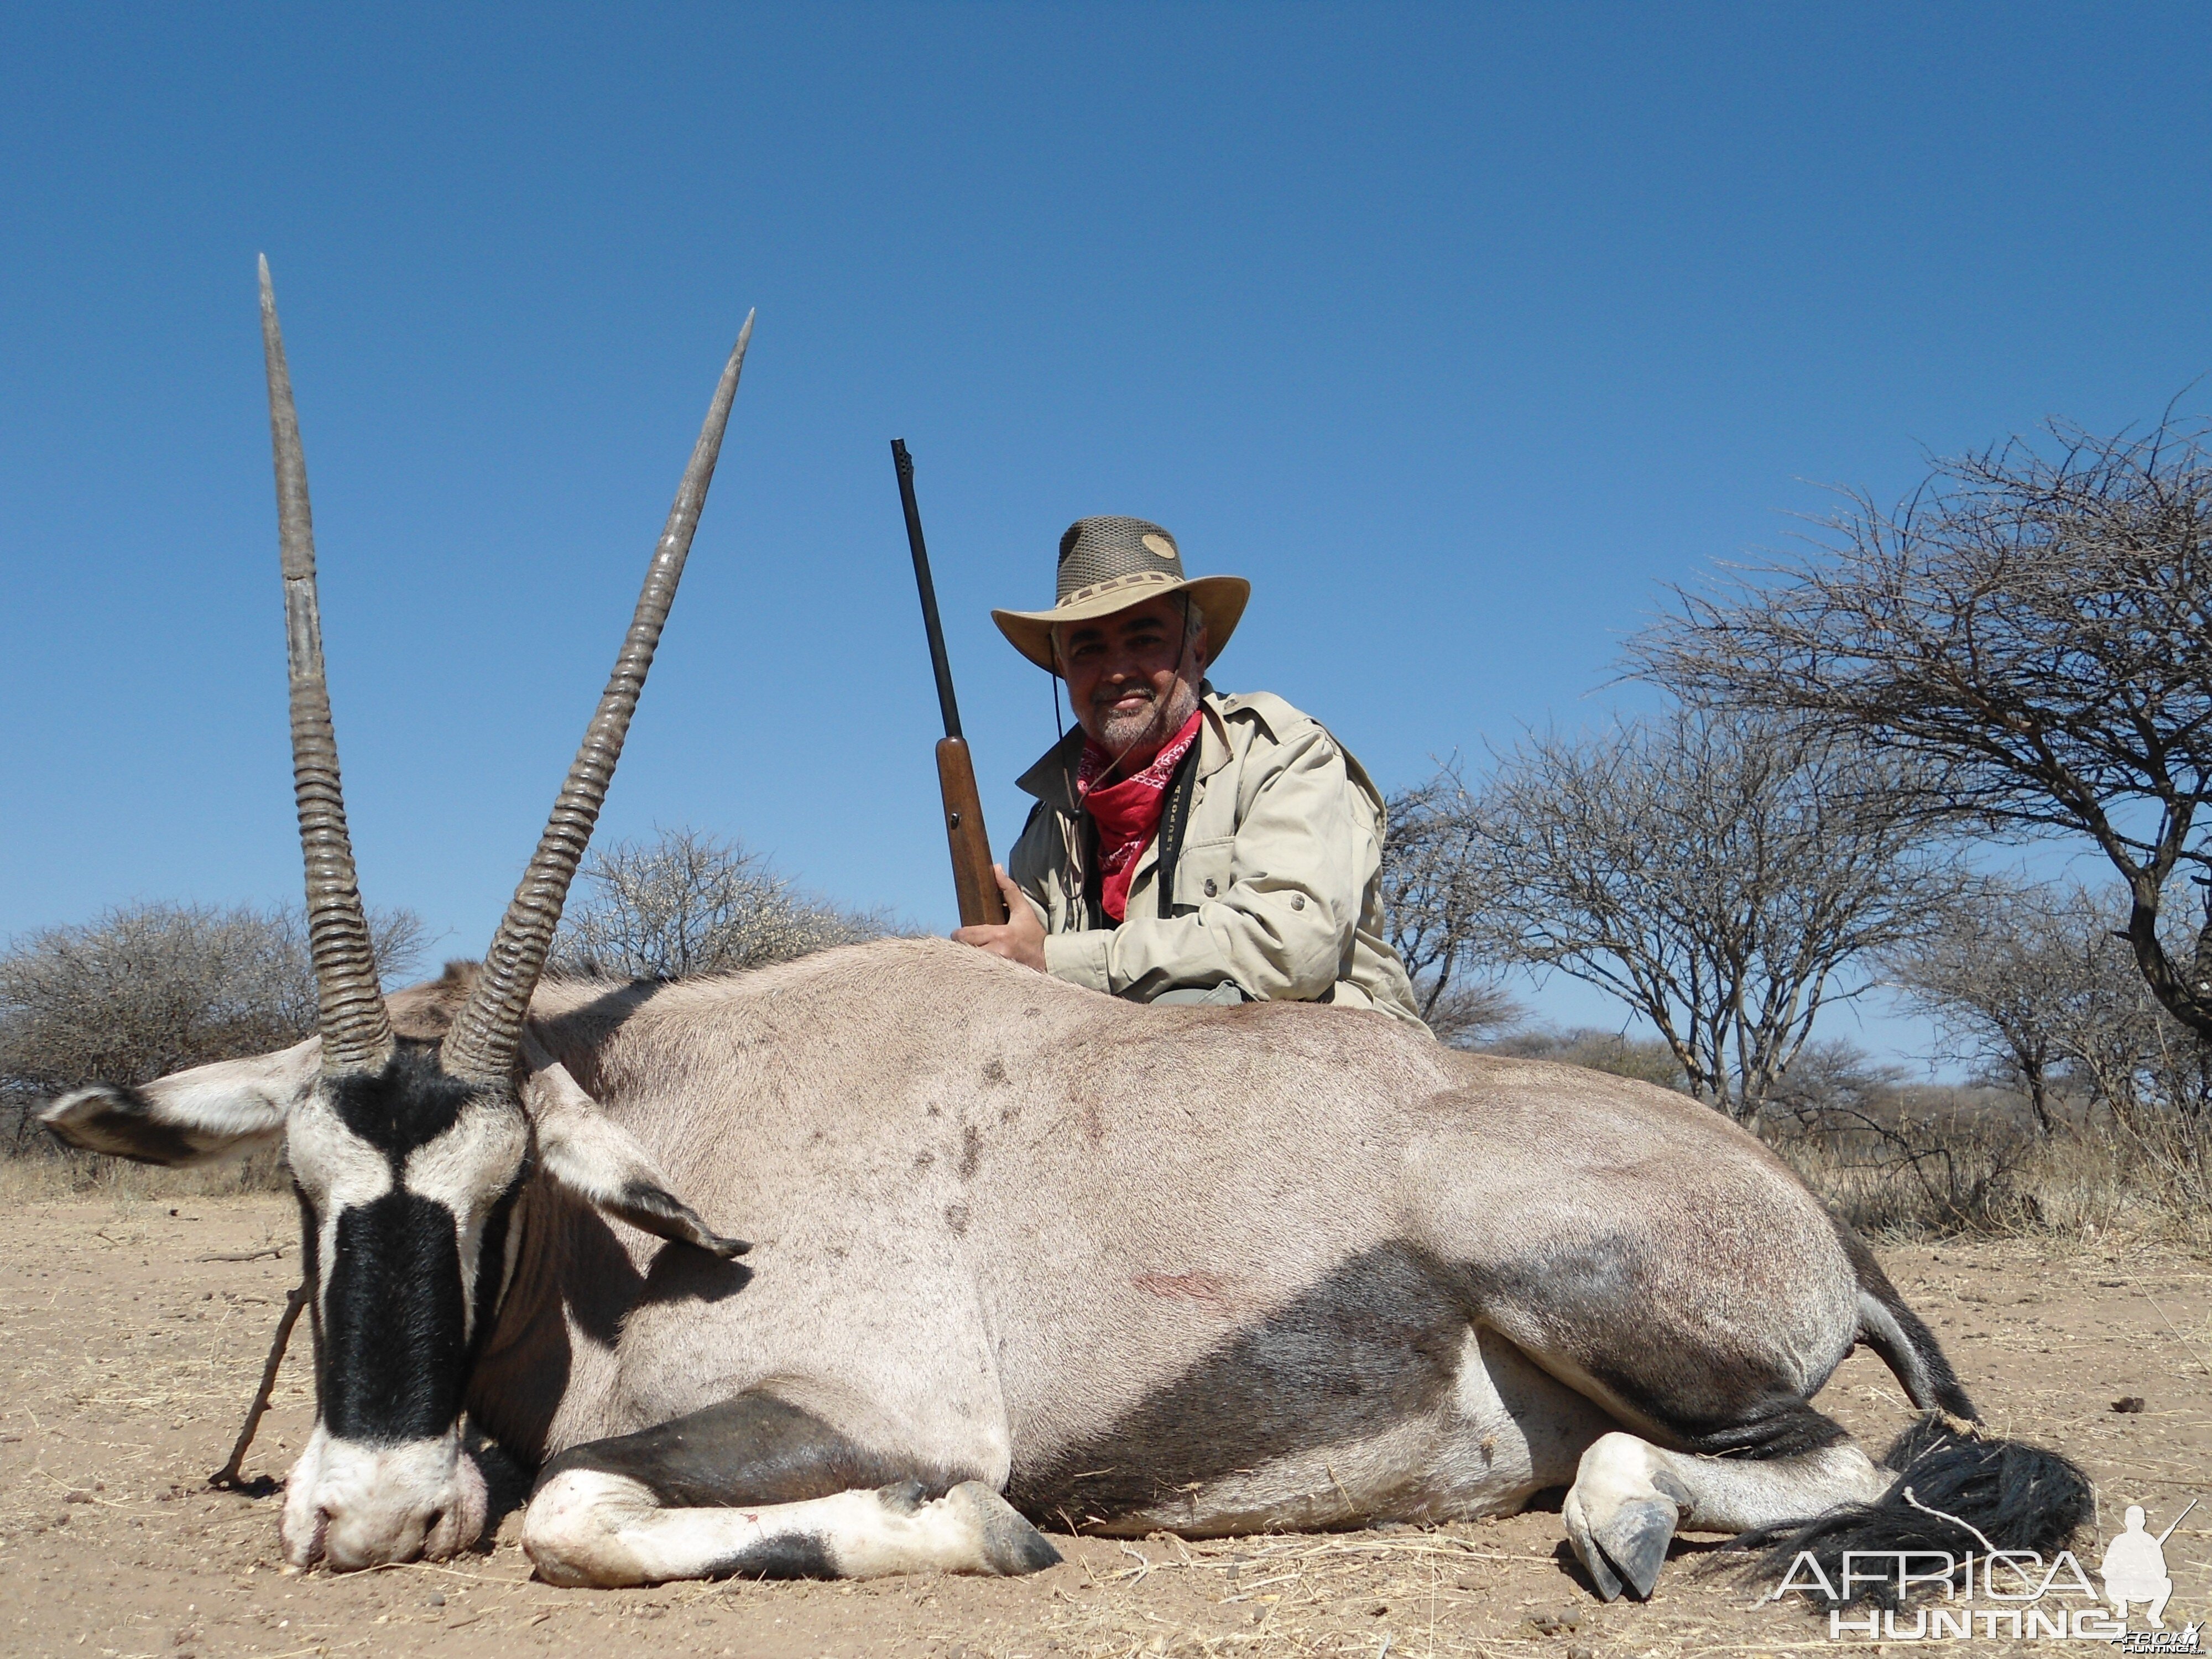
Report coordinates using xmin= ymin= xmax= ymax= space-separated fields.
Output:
xmin=1091 ymin=677 xmax=1201 ymax=760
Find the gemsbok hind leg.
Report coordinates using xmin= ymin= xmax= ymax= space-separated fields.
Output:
xmin=1561 ymin=1404 xmax=1888 ymax=1601
xmin=520 ymin=1393 xmax=1059 ymax=1587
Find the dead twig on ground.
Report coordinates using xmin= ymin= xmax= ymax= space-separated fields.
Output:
xmin=208 ymin=1277 xmax=310 ymax=1491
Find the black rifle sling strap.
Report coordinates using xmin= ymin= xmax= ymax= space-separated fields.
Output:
xmin=1074 ymin=740 xmax=1201 ymax=929
xmin=1154 ymin=738 xmax=1204 ymax=921
xmin=1079 ymin=809 xmax=1104 ymax=933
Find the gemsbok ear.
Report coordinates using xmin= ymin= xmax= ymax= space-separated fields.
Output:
xmin=518 ymin=1032 xmax=749 ymax=1259
xmin=40 ymin=1037 xmax=321 ymax=1166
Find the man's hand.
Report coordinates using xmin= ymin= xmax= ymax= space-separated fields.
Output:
xmin=952 ymin=865 xmax=1048 ymax=972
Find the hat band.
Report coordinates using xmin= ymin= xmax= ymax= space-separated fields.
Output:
xmin=1055 ymin=570 xmax=1185 ymax=610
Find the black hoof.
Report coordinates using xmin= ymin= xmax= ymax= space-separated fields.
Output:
xmin=1590 ymin=1497 xmax=1675 ymax=1599
xmin=947 ymin=1481 xmax=1063 ymax=1575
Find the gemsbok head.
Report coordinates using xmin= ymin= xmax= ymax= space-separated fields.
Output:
xmin=43 ymin=260 xmax=754 ymax=1569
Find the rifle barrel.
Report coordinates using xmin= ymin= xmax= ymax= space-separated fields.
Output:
xmin=891 ymin=439 xmax=963 ymax=740
xmin=2156 ymin=1498 xmax=2197 ymax=1545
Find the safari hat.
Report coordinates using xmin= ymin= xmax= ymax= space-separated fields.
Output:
xmin=992 ymin=517 xmax=1251 ymax=675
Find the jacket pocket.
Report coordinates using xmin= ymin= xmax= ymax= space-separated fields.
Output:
xmin=1169 ymin=837 xmax=1236 ymax=916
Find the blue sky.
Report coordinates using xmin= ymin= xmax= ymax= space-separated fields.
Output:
xmin=4 ymin=5 xmax=2209 ymax=1063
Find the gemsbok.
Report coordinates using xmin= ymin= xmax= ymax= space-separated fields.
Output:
xmin=43 ymin=265 xmax=2088 ymax=1601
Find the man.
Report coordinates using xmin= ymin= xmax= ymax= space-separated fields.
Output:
xmin=2101 ymin=1505 xmax=2176 ymax=1629
xmin=952 ymin=515 xmax=1426 ymax=1026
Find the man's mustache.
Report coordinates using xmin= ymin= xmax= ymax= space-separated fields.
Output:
xmin=1091 ymin=685 xmax=1160 ymax=716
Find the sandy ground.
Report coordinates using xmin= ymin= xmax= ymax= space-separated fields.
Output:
xmin=2 ymin=1194 xmax=2208 ymax=1658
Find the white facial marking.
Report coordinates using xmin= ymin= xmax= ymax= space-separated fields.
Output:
xmin=403 ymin=1102 xmax=529 ymax=1339
xmin=282 ymin=1424 xmax=488 ymax=1571
xmin=286 ymin=1094 xmax=395 ymax=1210
xmin=284 ymin=1095 xmax=395 ymax=1329
xmin=283 ymin=1079 xmax=526 ymax=1572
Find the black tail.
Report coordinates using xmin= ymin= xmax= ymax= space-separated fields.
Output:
xmin=1733 ymin=1417 xmax=2094 ymax=1608
xmin=1834 ymin=1220 xmax=1977 ymax=1420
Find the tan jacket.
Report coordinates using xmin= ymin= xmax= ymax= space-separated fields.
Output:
xmin=1007 ymin=688 xmax=1428 ymax=1027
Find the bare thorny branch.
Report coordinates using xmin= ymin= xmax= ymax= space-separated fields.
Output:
xmin=1387 ymin=710 xmax=1973 ymax=1120
xmin=1633 ymin=414 xmax=2212 ymax=1041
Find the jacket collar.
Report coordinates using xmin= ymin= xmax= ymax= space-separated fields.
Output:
xmin=1017 ymin=684 xmax=1232 ymax=816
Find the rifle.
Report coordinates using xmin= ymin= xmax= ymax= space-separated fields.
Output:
xmin=891 ymin=439 xmax=1008 ymax=927
xmin=2156 ymin=1499 xmax=2197 ymax=1546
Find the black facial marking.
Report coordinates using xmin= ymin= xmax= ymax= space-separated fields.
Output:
xmin=326 ymin=1041 xmax=488 ymax=1170
xmin=468 ymin=1168 xmax=526 ymax=1361
xmin=708 ymin=1531 xmax=839 ymax=1580
xmin=535 ymin=1392 xmax=946 ymax=1509
xmin=322 ymin=1191 xmax=468 ymax=1443
xmin=299 ymin=1044 xmax=524 ymax=1445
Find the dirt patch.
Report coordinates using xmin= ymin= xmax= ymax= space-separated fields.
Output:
xmin=2 ymin=1194 xmax=2208 ymax=1656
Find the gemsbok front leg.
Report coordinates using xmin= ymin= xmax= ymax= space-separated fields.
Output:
xmin=520 ymin=1393 xmax=1060 ymax=1587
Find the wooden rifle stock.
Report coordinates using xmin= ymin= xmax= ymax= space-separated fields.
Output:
xmin=893 ymin=439 xmax=1009 ymax=927
xmin=935 ymin=735 xmax=1005 ymax=928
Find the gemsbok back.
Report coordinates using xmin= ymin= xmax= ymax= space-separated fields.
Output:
xmin=44 ymin=266 xmax=2090 ymax=1602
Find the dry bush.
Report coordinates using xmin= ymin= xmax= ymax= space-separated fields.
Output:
xmin=1755 ymin=1042 xmax=2211 ymax=1246
xmin=1485 ymin=1026 xmax=1688 ymax=1091
xmin=1772 ymin=1112 xmax=2209 ymax=1249
xmin=551 ymin=827 xmax=891 ymax=979
xmin=1 ymin=901 xmax=424 ymax=1166
xmin=1764 ymin=1087 xmax=2038 ymax=1237
xmin=1492 ymin=1026 xmax=2210 ymax=1245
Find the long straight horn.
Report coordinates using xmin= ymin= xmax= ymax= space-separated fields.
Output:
xmin=260 ymin=255 xmax=395 ymax=1077
xmin=441 ymin=312 xmax=755 ymax=1086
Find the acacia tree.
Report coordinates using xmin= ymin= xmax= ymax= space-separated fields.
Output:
xmin=1884 ymin=880 xmax=2110 ymax=1135
xmin=1635 ymin=416 xmax=2212 ymax=1041
xmin=1454 ymin=708 xmax=1971 ymax=1121
xmin=552 ymin=827 xmax=889 ymax=980
xmin=1383 ymin=771 xmax=1524 ymax=1046
xmin=1887 ymin=874 xmax=2212 ymax=1208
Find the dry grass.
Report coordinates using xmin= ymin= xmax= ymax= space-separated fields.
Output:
xmin=1008 ymin=1528 xmax=1596 ymax=1657
xmin=1772 ymin=1113 xmax=2212 ymax=1252
xmin=0 ymin=1145 xmax=289 ymax=1204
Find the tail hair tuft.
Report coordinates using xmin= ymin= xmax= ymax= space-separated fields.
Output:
xmin=1725 ymin=1414 xmax=2092 ymax=1610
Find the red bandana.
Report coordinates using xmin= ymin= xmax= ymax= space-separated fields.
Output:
xmin=1076 ymin=706 xmax=1206 ymax=923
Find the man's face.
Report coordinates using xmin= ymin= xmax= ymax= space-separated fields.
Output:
xmin=1054 ymin=594 xmax=1208 ymax=763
